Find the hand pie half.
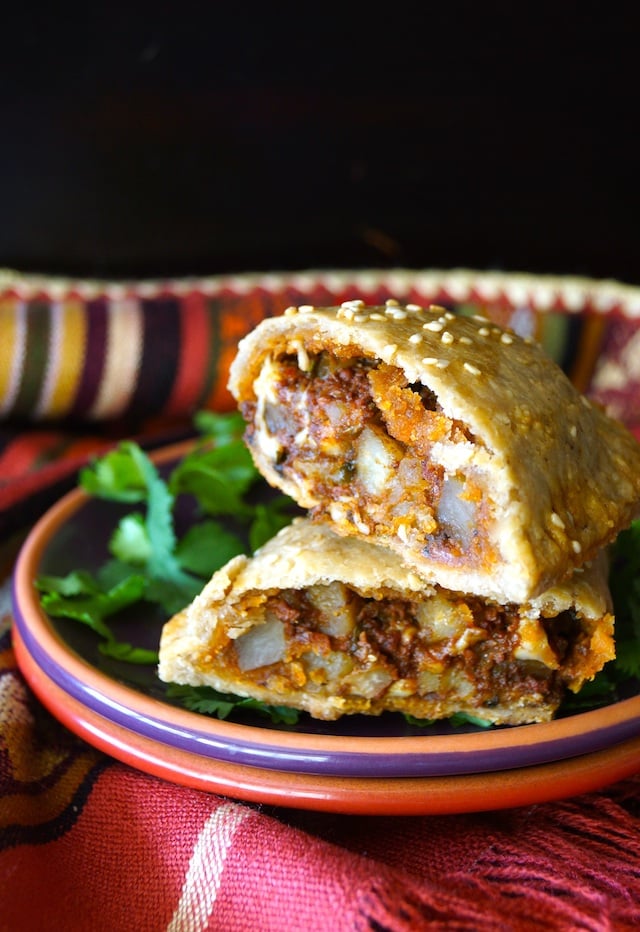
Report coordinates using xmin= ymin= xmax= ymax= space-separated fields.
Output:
xmin=158 ymin=519 xmax=615 ymax=725
xmin=228 ymin=303 xmax=640 ymax=603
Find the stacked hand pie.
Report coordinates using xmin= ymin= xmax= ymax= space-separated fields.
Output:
xmin=158 ymin=302 xmax=640 ymax=724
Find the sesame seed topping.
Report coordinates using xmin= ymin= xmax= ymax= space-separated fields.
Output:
xmin=464 ymin=362 xmax=482 ymax=376
xmin=500 ymin=332 xmax=514 ymax=345
xmin=459 ymin=336 xmax=473 ymax=345
xmin=424 ymin=320 xmax=444 ymax=332
xmin=409 ymin=333 xmax=423 ymax=344
xmin=387 ymin=309 xmax=407 ymax=320
xmin=353 ymin=313 xmax=369 ymax=323
xmin=422 ymin=357 xmax=449 ymax=369
xmin=385 ymin=298 xmax=400 ymax=307
xmin=284 ymin=305 xmax=298 ymax=316
xmin=441 ymin=331 xmax=454 ymax=345
xmin=337 ymin=307 xmax=355 ymax=320
xmin=473 ymin=314 xmax=489 ymax=323
xmin=406 ymin=303 xmax=423 ymax=312
xmin=443 ymin=311 xmax=456 ymax=321
xmin=550 ymin=512 xmax=565 ymax=529
xmin=569 ymin=424 xmax=578 ymax=438
xmin=571 ymin=539 xmax=582 ymax=554
xmin=341 ymin=299 xmax=365 ymax=309
xmin=369 ymin=312 xmax=386 ymax=321
xmin=382 ymin=343 xmax=398 ymax=358
xmin=478 ymin=326 xmax=490 ymax=337
xmin=298 ymin=304 xmax=315 ymax=313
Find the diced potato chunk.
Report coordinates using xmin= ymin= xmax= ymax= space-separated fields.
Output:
xmin=235 ymin=616 xmax=286 ymax=671
xmin=356 ymin=425 xmax=400 ymax=497
xmin=306 ymin=583 xmax=359 ymax=637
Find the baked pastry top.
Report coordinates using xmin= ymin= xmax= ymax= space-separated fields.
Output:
xmin=228 ymin=302 xmax=640 ymax=602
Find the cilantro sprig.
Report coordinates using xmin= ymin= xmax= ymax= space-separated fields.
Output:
xmin=35 ymin=412 xmax=295 ymax=679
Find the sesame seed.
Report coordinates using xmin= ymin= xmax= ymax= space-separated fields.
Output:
xmin=341 ymin=299 xmax=365 ymax=309
xmin=298 ymin=304 xmax=315 ymax=313
xmin=464 ymin=362 xmax=482 ymax=376
xmin=500 ymin=332 xmax=514 ymax=345
xmin=459 ymin=336 xmax=472 ymax=345
xmin=443 ymin=311 xmax=456 ymax=321
xmin=550 ymin=512 xmax=565 ymax=529
xmin=385 ymin=298 xmax=400 ymax=307
xmin=569 ymin=424 xmax=578 ymax=438
xmin=424 ymin=320 xmax=444 ymax=332
xmin=382 ymin=343 xmax=398 ymax=358
xmin=369 ymin=312 xmax=386 ymax=320
xmin=387 ymin=309 xmax=407 ymax=320
xmin=478 ymin=326 xmax=490 ymax=337
xmin=406 ymin=303 xmax=423 ymax=312
xmin=422 ymin=357 xmax=450 ymax=369
xmin=441 ymin=331 xmax=454 ymax=345
xmin=353 ymin=313 xmax=369 ymax=323
xmin=284 ymin=305 xmax=298 ymax=316
xmin=473 ymin=314 xmax=489 ymax=323
xmin=338 ymin=307 xmax=355 ymax=320
xmin=571 ymin=539 xmax=582 ymax=554
xmin=409 ymin=333 xmax=423 ymax=344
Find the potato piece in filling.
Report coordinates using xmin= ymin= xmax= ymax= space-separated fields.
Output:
xmin=242 ymin=351 xmax=494 ymax=567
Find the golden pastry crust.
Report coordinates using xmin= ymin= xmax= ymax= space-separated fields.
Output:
xmin=228 ymin=303 xmax=640 ymax=603
xmin=158 ymin=519 xmax=615 ymax=725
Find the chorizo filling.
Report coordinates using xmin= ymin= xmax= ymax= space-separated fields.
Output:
xmin=241 ymin=350 xmax=496 ymax=570
xmin=209 ymin=580 xmax=596 ymax=723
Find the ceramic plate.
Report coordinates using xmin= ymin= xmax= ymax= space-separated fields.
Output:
xmin=12 ymin=439 xmax=640 ymax=814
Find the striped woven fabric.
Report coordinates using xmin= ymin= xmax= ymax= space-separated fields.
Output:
xmin=1 ymin=267 xmax=639 ymax=540
xmin=0 ymin=290 xmax=265 ymax=423
xmin=2 ymin=266 xmax=639 ymax=425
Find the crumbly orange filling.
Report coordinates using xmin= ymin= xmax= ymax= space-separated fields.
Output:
xmin=212 ymin=583 xmax=585 ymax=721
xmin=244 ymin=350 xmax=496 ymax=570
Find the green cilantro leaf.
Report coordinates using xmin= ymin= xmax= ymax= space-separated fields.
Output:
xmin=165 ymin=683 xmax=300 ymax=725
xmin=79 ymin=445 xmax=148 ymax=503
xmin=168 ymin=441 xmax=258 ymax=517
xmin=36 ymin=572 xmax=147 ymax=641
xmin=249 ymin=497 xmax=297 ymax=552
xmin=174 ymin=520 xmax=246 ymax=577
xmin=193 ymin=409 xmax=246 ymax=445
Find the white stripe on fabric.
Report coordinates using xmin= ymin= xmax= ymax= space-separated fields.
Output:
xmin=166 ymin=802 xmax=251 ymax=932
xmin=89 ymin=296 xmax=144 ymax=420
xmin=34 ymin=299 xmax=62 ymax=418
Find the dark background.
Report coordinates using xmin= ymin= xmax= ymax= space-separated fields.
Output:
xmin=1 ymin=4 xmax=638 ymax=283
